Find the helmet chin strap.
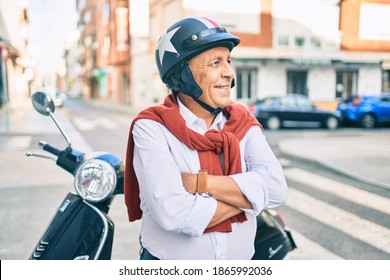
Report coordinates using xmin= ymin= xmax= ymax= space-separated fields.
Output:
xmin=173 ymin=63 xmax=226 ymax=115
xmin=191 ymin=95 xmax=223 ymax=115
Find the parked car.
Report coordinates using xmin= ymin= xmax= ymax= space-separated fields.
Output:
xmin=250 ymin=94 xmax=342 ymax=130
xmin=337 ymin=93 xmax=390 ymax=129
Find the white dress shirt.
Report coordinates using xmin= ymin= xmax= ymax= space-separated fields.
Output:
xmin=132 ymin=99 xmax=288 ymax=259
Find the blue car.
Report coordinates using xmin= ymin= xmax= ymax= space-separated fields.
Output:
xmin=337 ymin=93 xmax=390 ymax=128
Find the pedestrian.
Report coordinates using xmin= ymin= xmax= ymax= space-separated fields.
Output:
xmin=124 ymin=17 xmax=288 ymax=260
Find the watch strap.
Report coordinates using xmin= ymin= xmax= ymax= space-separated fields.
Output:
xmin=197 ymin=170 xmax=208 ymax=194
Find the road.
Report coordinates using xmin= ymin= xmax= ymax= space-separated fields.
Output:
xmin=1 ymin=97 xmax=389 ymax=260
xmin=266 ymin=130 xmax=390 ymax=259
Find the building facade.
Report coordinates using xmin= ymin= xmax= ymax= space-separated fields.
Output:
xmin=76 ymin=0 xmax=131 ymax=103
xmin=340 ymin=0 xmax=390 ymax=96
xmin=75 ymin=0 xmax=390 ymax=110
xmin=0 ymin=0 xmax=31 ymax=108
xmin=136 ymin=0 xmax=390 ymax=110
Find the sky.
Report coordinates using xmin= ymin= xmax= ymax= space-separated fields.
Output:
xmin=27 ymin=0 xmax=79 ymax=78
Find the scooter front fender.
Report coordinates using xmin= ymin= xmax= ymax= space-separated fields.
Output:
xmin=29 ymin=193 xmax=114 ymax=260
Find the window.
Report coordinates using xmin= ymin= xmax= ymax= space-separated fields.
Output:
xmin=359 ymin=3 xmax=390 ymax=41
xmin=102 ymin=36 xmax=110 ymax=56
xmin=84 ymin=11 xmax=91 ymax=24
xmin=310 ymin=37 xmax=321 ymax=48
xmin=115 ymin=6 xmax=129 ymax=51
xmin=236 ymin=68 xmax=257 ymax=103
xmin=278 ymin=35 xmax=289 ymax=47
xmin=295 ymin=95 xmax=312 ymax=108
xmin=102 ymin=2 xmax=110 ymax=26
xmin=279 ymin=96 xmax=295 ymax=107
xmin=382 ymin=70 xmax=390 ymax=92
xmin=294 ymin=36 xmax=305 ymax=47
xmin=287 ymin=70 xmax=307 ymax=95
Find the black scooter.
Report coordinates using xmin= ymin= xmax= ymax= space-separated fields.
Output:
xmin=27 ymin=91 xmax=123 ymax=260
xmin=27 ymin=91 xmax=296 ymax=260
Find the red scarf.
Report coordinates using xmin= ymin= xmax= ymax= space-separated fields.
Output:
xmin=124 ymin=94 xmax=262 ymax=233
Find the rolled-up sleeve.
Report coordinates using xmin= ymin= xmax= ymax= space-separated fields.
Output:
xmin=132 ymin=119 xmax=217 ymax=237
xmin=230 ymin=126 xmax=288 ymax=215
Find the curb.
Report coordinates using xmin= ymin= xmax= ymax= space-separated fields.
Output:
xmin=279 ymin=150 xmax=390 ymax=191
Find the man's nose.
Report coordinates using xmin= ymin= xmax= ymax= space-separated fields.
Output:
xmin=221 ymin=63 xmax=234 ymax=79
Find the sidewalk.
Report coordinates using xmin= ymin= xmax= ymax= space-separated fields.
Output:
xmin=278 ymin=131 xmax=390 ymax=190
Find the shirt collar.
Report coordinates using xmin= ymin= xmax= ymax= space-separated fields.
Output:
xmin=177 ymin=97 xmax=225 ymax=133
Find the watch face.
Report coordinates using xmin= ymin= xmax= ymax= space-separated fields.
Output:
xmin=199 ymin=193 xmax=211 ymax=198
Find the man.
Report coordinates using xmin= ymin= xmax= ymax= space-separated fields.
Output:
xmin=124 ymin=17 xmax=288 ymax=260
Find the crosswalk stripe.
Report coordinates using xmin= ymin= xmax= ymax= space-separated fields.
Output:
xmin=73 ymin=116 xmax=130 ymax=131
xmin=286 ymin=188 xmax=390 ymax=253
xmin=72 ymin=117 xmax=95 ymax=130
xmin=284 ymin=228 xmax=343 ymax=260
xmin=99 ymin=118 xmax=119 ymax=129
xmin=284 ymin=168 xmax=390 ymax=215
xmin=113 ymin=116 xmax=132 ymax=127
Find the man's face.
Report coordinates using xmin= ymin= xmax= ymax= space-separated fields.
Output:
xmin=188 ymin=46 xmax=234 ymax=109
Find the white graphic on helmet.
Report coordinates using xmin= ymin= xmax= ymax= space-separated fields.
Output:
xmin=157 ymin=26 xmax=181 ymax=65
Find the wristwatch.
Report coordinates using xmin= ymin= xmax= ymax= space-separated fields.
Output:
xmin=197 ymin=170 xmax=209 ymax=197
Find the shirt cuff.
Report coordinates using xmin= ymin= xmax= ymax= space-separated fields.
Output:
xmin=181 ymin=195 xmax=217 ymax=237
xmin=230 ymin=172 xmax=267 ymax=216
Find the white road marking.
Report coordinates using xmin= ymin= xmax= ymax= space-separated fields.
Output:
xmin=284 ymin=168 xmax=390 ymax=215
xmin=284 ymin=228 xmax=343 ymax=260
xmin=72 ymin=116 xmax=130 ymax=131
xmin=286 ymin=188 xmax=390 ymax=253
xmin=72 ymin=117 xmax=95 ymax=131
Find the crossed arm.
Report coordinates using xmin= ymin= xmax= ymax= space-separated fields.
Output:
xmin=181 ymin=173 xmax=252 ymax=228
xmin=133 ymin=120 xmax=287 ymax=234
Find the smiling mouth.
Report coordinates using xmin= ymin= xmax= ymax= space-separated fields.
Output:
xmin=215 ymin=86 xmax=230 ymax=90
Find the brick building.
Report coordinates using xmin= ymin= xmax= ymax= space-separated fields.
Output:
xmin=76 ymin=0 xmax=131 ymax=103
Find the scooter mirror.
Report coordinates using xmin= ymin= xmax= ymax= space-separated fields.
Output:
xmin=32 ymin=91 xmax=55 ymax=116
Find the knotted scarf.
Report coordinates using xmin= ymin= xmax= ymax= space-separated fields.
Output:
xmin=124 ymin=94 xmax=262 ymax=233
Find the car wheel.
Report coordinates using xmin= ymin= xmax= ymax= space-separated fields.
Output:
xmin=361 ymin=113 xmax=376 ymax=129
xmin=325 ymin=116 xmax=339 ymax=129
xmin=267 ymin=116 xmax=281 ymax=130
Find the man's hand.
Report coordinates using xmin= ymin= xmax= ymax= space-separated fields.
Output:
xmin=181 ymin=172 xmax=197 ymax=194
xmin=181 ymin=172 xmax=252 ymax=209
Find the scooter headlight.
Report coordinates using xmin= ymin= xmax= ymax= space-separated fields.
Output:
xmin=74 ymin=159 xmax=117 ymax=202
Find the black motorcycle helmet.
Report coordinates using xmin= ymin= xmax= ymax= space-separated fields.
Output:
xmin=155 ymin=17 xmax=240 ymax=114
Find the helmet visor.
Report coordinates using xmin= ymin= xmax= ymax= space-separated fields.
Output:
xmin=182 ymin=27 xmax=240 ymax=51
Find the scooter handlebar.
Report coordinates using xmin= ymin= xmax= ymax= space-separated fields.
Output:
xmin=39 ymin=141 xmax=61 ymax=156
